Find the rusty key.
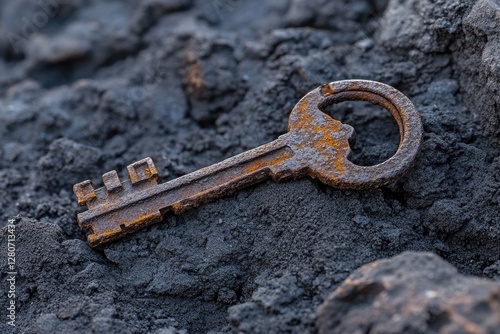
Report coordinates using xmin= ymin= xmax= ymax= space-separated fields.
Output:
xmin=74 ymin=80 xmax=423 ymax=247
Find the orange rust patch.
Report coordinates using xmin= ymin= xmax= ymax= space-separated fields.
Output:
xmin=320 ymin=83 xmax=333 ymax=96
xmin=244 ymin=149 xmax=293 ymax=174
xmin=186 ymin=63 xmax=203 ymax=91
xmin=291 ymin=95 xmax=348 ymax=175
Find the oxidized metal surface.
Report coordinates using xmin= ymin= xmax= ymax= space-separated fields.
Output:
xmin=74 ymin=80 xmax=423 ymax=247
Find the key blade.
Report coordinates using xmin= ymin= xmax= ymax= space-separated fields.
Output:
xmin=75 ymin=157 xmax=162 ymax=247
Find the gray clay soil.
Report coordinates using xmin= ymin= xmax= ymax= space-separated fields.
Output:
xmin=0 ymin=0 xmax=499 ymax=333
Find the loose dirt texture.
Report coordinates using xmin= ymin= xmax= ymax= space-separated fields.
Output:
xmin=0 ymin=0 xmax=499 ymax=333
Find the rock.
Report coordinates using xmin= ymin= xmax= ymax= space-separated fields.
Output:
xmin=316 ymin=252 xmax=500 ymax=334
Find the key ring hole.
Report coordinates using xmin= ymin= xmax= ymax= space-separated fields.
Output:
xmin=320 ymin=100 xmax=400 ymax=166
xmin=317 ymin=90 xmax=403 ymax=167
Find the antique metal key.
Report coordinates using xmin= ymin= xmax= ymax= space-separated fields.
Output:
xmin=74 ymin=80 xmax=422 ymax=247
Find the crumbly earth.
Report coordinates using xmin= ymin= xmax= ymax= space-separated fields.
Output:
xmin=0 ymin=0 xmax=499 ymax=333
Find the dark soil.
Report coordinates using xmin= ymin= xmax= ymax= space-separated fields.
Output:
xmin=0 ymin=0 xmax=499 ymax=333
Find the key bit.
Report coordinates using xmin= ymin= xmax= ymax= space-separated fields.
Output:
xmin=74 ymin=80 xmax=423 ymax=247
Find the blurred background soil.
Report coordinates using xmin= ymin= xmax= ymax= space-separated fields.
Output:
xmin=0 ymin=0 xmax=499 ymax=333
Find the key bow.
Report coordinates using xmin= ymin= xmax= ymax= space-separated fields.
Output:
xmin=287 ymin=80 xmax=423 ymax=189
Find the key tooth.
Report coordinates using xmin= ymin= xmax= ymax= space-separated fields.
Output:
xmin=102 ymin=170 xmax=123 ymax=193
xmin=73 ymin=180 xmax=97 ymax=206
xmin=127 ymin=157 xmax=159 ymax=185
